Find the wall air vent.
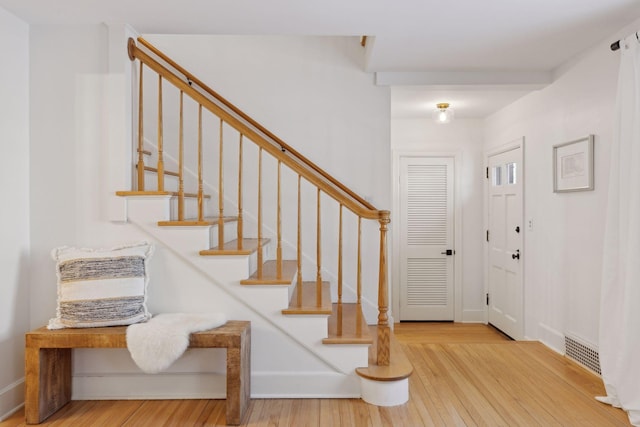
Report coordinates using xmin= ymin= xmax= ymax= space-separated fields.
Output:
xmin=565 ymin=334 xmax=601 ymax=375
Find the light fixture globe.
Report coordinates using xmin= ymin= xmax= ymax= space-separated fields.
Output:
xmin=433 ymin=102 xmax=454 ymax=124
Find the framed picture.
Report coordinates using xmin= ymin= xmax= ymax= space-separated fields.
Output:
xmin=553 ymin=135 xmax=594 ymax=192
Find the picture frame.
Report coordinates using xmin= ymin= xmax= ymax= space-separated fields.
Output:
xmin=553 ymin=135 xmax=594 ymax=193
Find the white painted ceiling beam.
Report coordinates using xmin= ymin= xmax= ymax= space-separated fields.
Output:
xmin=376 ymin=71 xmax=552 ymax=89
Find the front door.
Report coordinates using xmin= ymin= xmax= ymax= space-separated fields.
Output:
xmin=487 ymin=144 xmax=524 ymax=339
xmin=399 ymin=156 xmax=455 ymax=321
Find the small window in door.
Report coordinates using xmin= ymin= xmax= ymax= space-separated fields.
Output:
xmin=507 ymin=162 xmax=517 ymax=184
xmin=492 ymin=166 xmax=502 ymax=186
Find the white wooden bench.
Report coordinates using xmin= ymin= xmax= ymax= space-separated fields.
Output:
xmin=25 ymin=320 xmax=250 ymax=425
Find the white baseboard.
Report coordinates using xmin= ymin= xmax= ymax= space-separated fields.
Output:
xmin=0 ymin=379 xmax=24 ymax=421
xmin=72 ymin=371 xmax=360 ymax=400
xmin=461 ymin=309 xmax=485 ymax=323
xmin=251 ymin=372 xmax=360 ymax=398
xmin=538 ymin=322 xmax=565 ymax=354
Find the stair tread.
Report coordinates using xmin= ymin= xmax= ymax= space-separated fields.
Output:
xmin=199 ymin=238 xmax=269 ymax=256
xmin=356 ymin=325 xmax=413 ymax=381
xmin=282 ymin=281 xmax=332 ymax=315
xmin=116 ymin=190 xmax=210 ymax=199
xmin=158 ymin=216 xmax=238 ymax=226
xmin=323 ymin=303 xmax=373 ymax=345
xmin=241 ymin=260 xmax=297 ymax=285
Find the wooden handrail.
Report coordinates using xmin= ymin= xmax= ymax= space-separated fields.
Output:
xmin=131 ymin=37 xmax=378 ymax=219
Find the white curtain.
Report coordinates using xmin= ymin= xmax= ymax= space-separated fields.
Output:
xmin=598 ymin=32 xmax=640 ymax=426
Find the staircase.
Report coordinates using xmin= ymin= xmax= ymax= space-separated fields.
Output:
xmin=117 ymin=37 xmax=411 ymax=405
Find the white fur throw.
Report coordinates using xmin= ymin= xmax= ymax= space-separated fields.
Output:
xmin=126 ymin=313 xmax=227 ymax=373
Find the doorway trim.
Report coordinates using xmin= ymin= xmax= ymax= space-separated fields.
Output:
xmin=392 ymin=149 xmax=463 ymax=322
xmin=483 ymin=137 xmax=525 ymax=334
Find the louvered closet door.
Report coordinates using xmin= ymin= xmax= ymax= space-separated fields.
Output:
xmin=399 ymin=156 xmax=454 ymax=321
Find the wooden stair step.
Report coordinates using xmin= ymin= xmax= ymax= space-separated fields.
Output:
xmin=241 ymin=260 xmax=297 ymax=285
xmin=138 ymin=164 xmax=180 ymax=177
xmin=199 ymin=238 xmax=269 ymax=256
xmin=115 ymin=190 xmax=210 ymax=199
xmin=282 ymin=281 xmax=332 ymax=315
xmin=323 ymin=303 xmax=373 ymax=345
xmin=355 ymin=325 xmax=413 ymax=382
xmin=158 ymin=216 xmax=237 ymax=227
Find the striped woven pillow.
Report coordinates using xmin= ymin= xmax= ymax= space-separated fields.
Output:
xmin=48 ymin=242 xmax=154 ymax=329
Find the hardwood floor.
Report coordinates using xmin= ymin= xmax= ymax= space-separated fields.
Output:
xmin=2 ymin=323 xmax=630 ymax=426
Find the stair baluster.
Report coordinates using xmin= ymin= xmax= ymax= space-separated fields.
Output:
xmin=136 ymin=63 xmax=145 ymax=191
xmin=197 ymin=104 xmax=204 ymax=222
xmin=218 ymin=118 xmax=225 ymax=249
xmin=277 ymin=160 xmax=283 ymax=279
xmin=156 ymin=75 xmax=165 ymax=192
xmin=297 ymin=175 xmax=303 ymax=307
xmin=178 ymin=91 xmax=185 ymax=221
xmin=256 ymin=147 xmax=263 ymax=279
xmin=338 ymin=204 xmax=343 ymax=304
xmin=237 ymin=134 xmax=244 ymax=249
xmin=316 ymin=188 xmax=322 ymax=307
xmin=357 ymin=216 xmax=362 ymax=305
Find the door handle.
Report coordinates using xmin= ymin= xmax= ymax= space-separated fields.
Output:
xmin=441 ymin=249 xmax=454 ymax=256
xmin=512 ymin=249 xmax=520 ymax=260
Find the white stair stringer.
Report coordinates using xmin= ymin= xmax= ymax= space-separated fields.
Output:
xmin=142 ymin=138 xmax=379 ymax=324
xmin=122 ymin=195 xmax=370 ymax=395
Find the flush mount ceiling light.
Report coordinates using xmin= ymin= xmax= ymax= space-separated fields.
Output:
xmin=433 ymin=102 xmax=454 ymax=124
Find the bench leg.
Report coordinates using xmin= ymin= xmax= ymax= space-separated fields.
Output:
xmin=25 ymin=347 xmax=72 ymax=424
xmin=225 ymin=328 xmax=250 ymax=425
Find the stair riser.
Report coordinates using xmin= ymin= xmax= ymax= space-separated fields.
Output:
xmin=126 ymin=196 xmax=172 ymax=223
xmin=268 ymin=315 xmax=370 ymax=372
xmin=153 ymin=226 xmax=212 ymax=254
xmin=248 ymin=242 xmax=271 ymax=275
xmin=209 ymin=221 xmax=238 ymax=248
xmin=169 ymin=196 xmax=215 ymax=221
xmin=143 ymin=170 xmax=179 ymax=192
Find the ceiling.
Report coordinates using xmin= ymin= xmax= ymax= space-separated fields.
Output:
xmin=2 ymin=0 xmax=640 ymax=119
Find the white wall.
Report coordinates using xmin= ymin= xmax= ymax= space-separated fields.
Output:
xmin=0 ymin=7 xmax=30 ymax=420
xmin=484 ymin=19 xmax=640 ymax=351
xmin=391 ymin=118 xmax=485 ymax=322
xmin=29 ymin=24 xmax=110 ymax=327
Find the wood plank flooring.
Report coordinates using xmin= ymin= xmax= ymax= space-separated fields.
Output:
xmin=2 ymin=323 xmax=630 ymax=426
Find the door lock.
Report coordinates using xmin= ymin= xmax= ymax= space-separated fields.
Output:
xmin=441 ymin=249 xmax=454 ymax=256
xmin=512 ymin=249 xmax=520 ymax=260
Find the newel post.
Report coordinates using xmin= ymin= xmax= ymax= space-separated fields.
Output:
xmin=377 ymin=210 xmax=391 ymax=366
